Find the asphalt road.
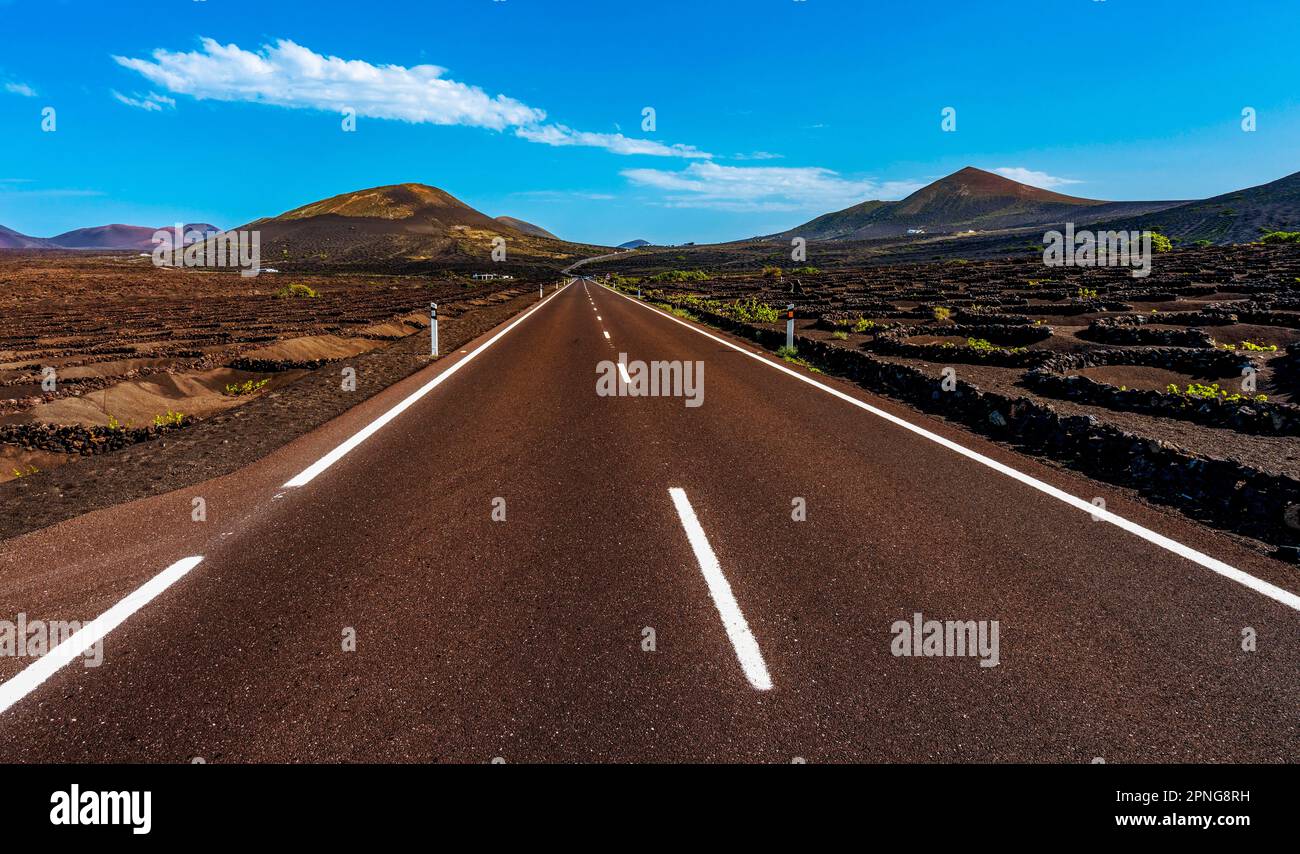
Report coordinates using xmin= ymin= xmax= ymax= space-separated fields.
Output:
xmin=1 ymin=278 xmax=1298 ymax=762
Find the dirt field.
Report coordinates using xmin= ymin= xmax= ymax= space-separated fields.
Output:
xmin=0 ymin=250 xmax=547 ymax=485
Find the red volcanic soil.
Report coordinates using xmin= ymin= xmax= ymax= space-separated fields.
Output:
xmin=0 ymin=250 xmax=556 ymax=489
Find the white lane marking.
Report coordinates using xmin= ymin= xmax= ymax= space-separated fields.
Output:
xmin=609 ymin=286 xmax=1300 ymax=615
xmin=0 ymin=556 xmax=204 ymax=716
xmin=596 ymin=315 xmax=601 ymax=320
xmin=284 ymin=283 xmax=570 ymax=487
xmin=668 ymin=488 xmax=773 ymax=691
xmin=617 ymin=361 xmax=632 ymax=384
xmin=602 ymin=330 xmax=610 ymax=340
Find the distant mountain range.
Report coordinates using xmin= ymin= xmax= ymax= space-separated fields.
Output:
xmin=776 ymin=167 xmax=1185 ymax=241
xmin=4 ymin=167 xmax=1296 ymax=262
xmin=0 ymin=185 xmax=573 ymax=264
xmin=0 ymin=223 xmax=221 ymax=250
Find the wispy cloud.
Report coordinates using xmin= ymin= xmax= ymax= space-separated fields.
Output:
xmin=622 ymin=162 xmax=922 ymax=212
xmin=3 ymin=81 xmax=37 ymax=97
xmin=731 ymin=151 xmax=783 ymax=161
xmin=992 ymin=167 xmax=1082 ymax=190
xmin=514 ymin=124 xmax=709 ymax=158
xmin=0 ymin=186 xmax=104 ymax=198
xmin=111 ymin=90 xmax=175 ymax=112
xmin=512 ymin=190 xmax=616 ymax=201
xmin=114 ymin=38 xmax=709 ymax=158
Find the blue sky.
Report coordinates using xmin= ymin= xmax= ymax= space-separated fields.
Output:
xmin=1 ymin=0 xmax=1297 ymax=245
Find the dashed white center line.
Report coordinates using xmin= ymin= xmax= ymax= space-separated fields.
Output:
xmin=617 ymin=361 xmax=632 ymax=384
xmin=0 ymin=555 xmax=205 ymax=715
xmin=612 ymin=285 xmax=1300 ymax=616
xmin=668 ymin=488 xmax=773 ymax=691
xmin=603 ymin=330 xmax=610 ymax=339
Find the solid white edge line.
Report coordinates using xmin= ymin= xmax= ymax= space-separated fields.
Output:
xmin=608 ymin=286 xmax=1300 ymax=615
xmin=0 ymin=556 xmax=204 ymax=716
xmin=283 ymin=282 xmax=571 ymax=488
xmin=668 ymin=488 xmax=773 ymax=690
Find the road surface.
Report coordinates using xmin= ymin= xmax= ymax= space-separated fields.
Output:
xmin=1 ymin=278 xmax=1297 ymax=762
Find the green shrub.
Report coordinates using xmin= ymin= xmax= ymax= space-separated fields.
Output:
xmin=224 ymin=378 xmax=271 ymax=397
xmin=1260 ymin=230 xmax=1300 ymax=244
xmin=774 ymin=345 xmax=822 ymax=373
xmin=932 ymin=306 xmax=952 ymax=322
xmin=1166 ymin=382 xmax=1267 ymax=403
xmin=649 ymin=270 xmax=709 ymax=284
xmin=831 ymin=330 xmax=848 ymax=340
xmin=967 ymin=337 xmax=1026 ymax=355
xmin=732 ymin=297 xmax=780 ymax=324
xmin=275 ymin=283 xmax=318 ymax=298
xmin=153 ymin=409 xmax=186 ymax=427
xmin=853 ymin=317 xmax=876 ymax=333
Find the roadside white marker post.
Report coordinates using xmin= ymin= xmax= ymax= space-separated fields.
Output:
xmin=786 ymin=304 xmax=795 ymax=350
xmin=540 ymin=283 xmax=543 ymax=299
xmin=430 ymin=302 xmax=438 ymax=356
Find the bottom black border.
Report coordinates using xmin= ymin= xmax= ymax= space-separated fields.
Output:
xmin=7 ymin=763 xmax=1288 ymax=839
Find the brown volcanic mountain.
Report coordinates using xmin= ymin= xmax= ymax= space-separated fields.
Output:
xmin=494 ymin=215 xmax=558 ymax=239
xmin=236 ymin=183 xmax=601 ymax=271
xmin=1099 ymin=168 xmax=1300 ymax=244
xmin=0 ymin=224 xmax=52 ymax=249
xmin=48 ymin=223 xmax=221 ymax=250
xmin=782 ymin=166 xmax=1182 ymax=240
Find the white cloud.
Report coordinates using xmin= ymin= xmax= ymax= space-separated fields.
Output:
xmin=3 ymin=81 xmax=36 ymax=97
xmin=992 ymin=167 xmax=1082 ymax=190
xmin=515 ymin=124 xmax=710 ymax=158
xmin=731 ymin=151 xmax=783 ymax=161
xmin=114 ymin=38 xmax=541 ymax=129
xmin=111 ymin=90 xmax=175 ymax=111
xmin=621 ymin=162 xmax=923 ymax=212
xmin=115 ymin=38 xmax=707 ymax=157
